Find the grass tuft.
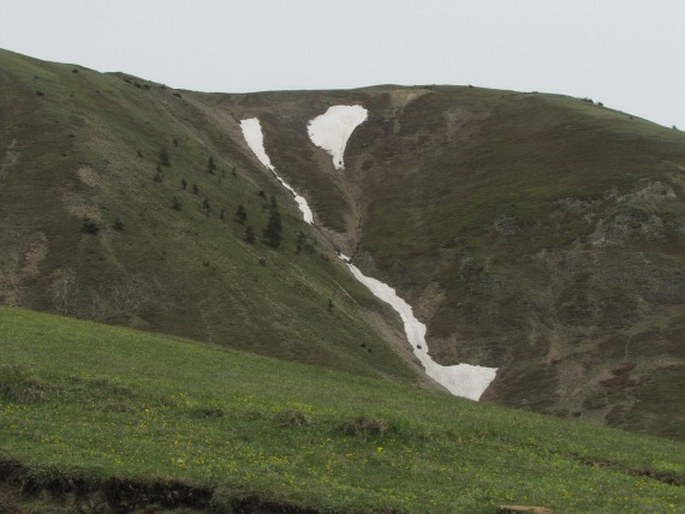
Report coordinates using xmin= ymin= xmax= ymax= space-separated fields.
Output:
xmin=340 ymin=415 xmax=390 ymax=437
xmin=0 ymin=366 xmax=51 ymax=404
xmin=274 ymin=409 xmax=313 ymax=428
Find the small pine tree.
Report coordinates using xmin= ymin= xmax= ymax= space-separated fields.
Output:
xmin=202 ymin=197 xmax=211 ymax=215
xmin=112 ymin=217 xmax=125 ymax=231
xmin=263 ymin=208 xmax=282 ymax=248
xmin=219 ymin=208 xmax=225 ymax=221
xmin=192 ymin=184 xmax=199 ymax=195
xmin=159 ymin=146 xmax=171 ymax=167
xmin=181 ymin=178 xmax=187 ymax=190
xmin=234 ymin=204 xmax=247 ymax=224
xmin=171 ymin=196 xmax=181 ymax=210
xmin=244 ymin=225 xmax=256 ymax=243
xmin=207 ymin=156 xmax=217 ymax=175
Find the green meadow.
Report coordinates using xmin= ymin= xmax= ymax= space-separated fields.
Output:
xmin=1 ymin=306 xmax=684 ymax=513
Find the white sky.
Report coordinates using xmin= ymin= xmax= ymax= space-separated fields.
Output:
xmin=2 ymin=0 xmax=684 ymax=128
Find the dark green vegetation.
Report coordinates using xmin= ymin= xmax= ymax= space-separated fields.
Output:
xmin=0 ymin=44 xmax=684 ymax=451
xmin=2 ymin=306 xmax=685 ymax=513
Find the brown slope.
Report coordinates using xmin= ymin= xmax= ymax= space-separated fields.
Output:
xmin=188 ymin=85 xmax=685 ymax=439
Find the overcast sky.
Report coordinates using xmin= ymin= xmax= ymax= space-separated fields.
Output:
xmin=2 ymin=0 xmax=684 ymax=129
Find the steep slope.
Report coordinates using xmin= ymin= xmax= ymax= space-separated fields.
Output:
xmin=187 ymin=85 xmax=685 ymax=439
xmin=1 ymin=49 xmax=684 ymax=438
xmin=0 ymin=49 xmax=425 ymax=387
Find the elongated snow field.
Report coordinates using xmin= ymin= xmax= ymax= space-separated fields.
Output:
xmin=241 ymin=115 xmax=496 ymax=400
xmin=343 ymin=257 xmax=498 ymax=400
xmin=307 ymin=105 xmax=368 ymax=170
xmin=240 ymin=118 xmax=314 ymax=224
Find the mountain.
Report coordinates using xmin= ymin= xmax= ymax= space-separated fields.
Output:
xmin=1 ymin=49 xmax=684 ymax=439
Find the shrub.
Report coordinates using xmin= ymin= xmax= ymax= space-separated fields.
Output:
xmin=341 ymin=416 xmax=389 ymax=437
xmin=244 ymin=225 xmax=256 ymax=244
xmin=207 ymin=156 xmax=217 ymax=175
xmin=296 ymin=231 xmax=316 ymax=254
xmin=159 ymin=146 xmax=171 ymax=167
xmin=234 ymin=205 xmax=247 ymax=224
xmin=189 ymin=406 xmax=224 ymax=419
xmin=202 ymin=197 xmax=211 ymax=215
xmin=112 ymin=217 xmax=125 ymax=231
xmin=262 ymin=209 xmax=282 ymax=248
xmin=274 ymin=409 xmax=312 ymax=427
xmin=0 ymin=365 xmax=51 ymax=403
xmin=171 ymin=196 xmax=181 ymax=210
xmin=81 ymin=218 xmax=99 ymax=235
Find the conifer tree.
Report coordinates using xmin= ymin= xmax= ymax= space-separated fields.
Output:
xmin=207 ymin=156 xmax=217 ymax=174
xmin=159 ymin=146 xmax=171 ymax=167
xmin=263 ymin=208 xmax=282 ymax=248
xmin=235 ymin=204 xmax=247 ymax=224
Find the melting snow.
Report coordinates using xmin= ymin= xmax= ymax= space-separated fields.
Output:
xmin=240 ymin=118 xmax=314 ymax=224
xmin=342 ymin=256 xmax=498 ymax=401
xmin=240 ymin=114 xmax=496 ymax=400
xmin=307 ymin=105 xmax=368 ymax=170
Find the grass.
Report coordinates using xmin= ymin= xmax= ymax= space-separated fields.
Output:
xmin=1 ymin=306 xmax=685 ymax=513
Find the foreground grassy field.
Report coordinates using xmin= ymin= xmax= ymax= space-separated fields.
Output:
xmin=1 ymin=306 xmax=684 ymax=513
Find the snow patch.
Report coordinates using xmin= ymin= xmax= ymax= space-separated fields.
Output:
xmin=240 ymin=118 xmax=313 ymax=224
xmin=342 ymin=256 xmax=498 ymax=400
xmin=307 ymin=105 xmax=368 ymax=170
xmin=241 ymin=115 xmax=496 ymax=400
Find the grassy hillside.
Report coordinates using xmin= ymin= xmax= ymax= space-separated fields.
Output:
xmin=2 ymin=306 xmax=685 ymax=513
xmin=1 ymin=48 xmax=684 ymax=439
xmin=0 ymin=49 xmax=425 ymax=387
